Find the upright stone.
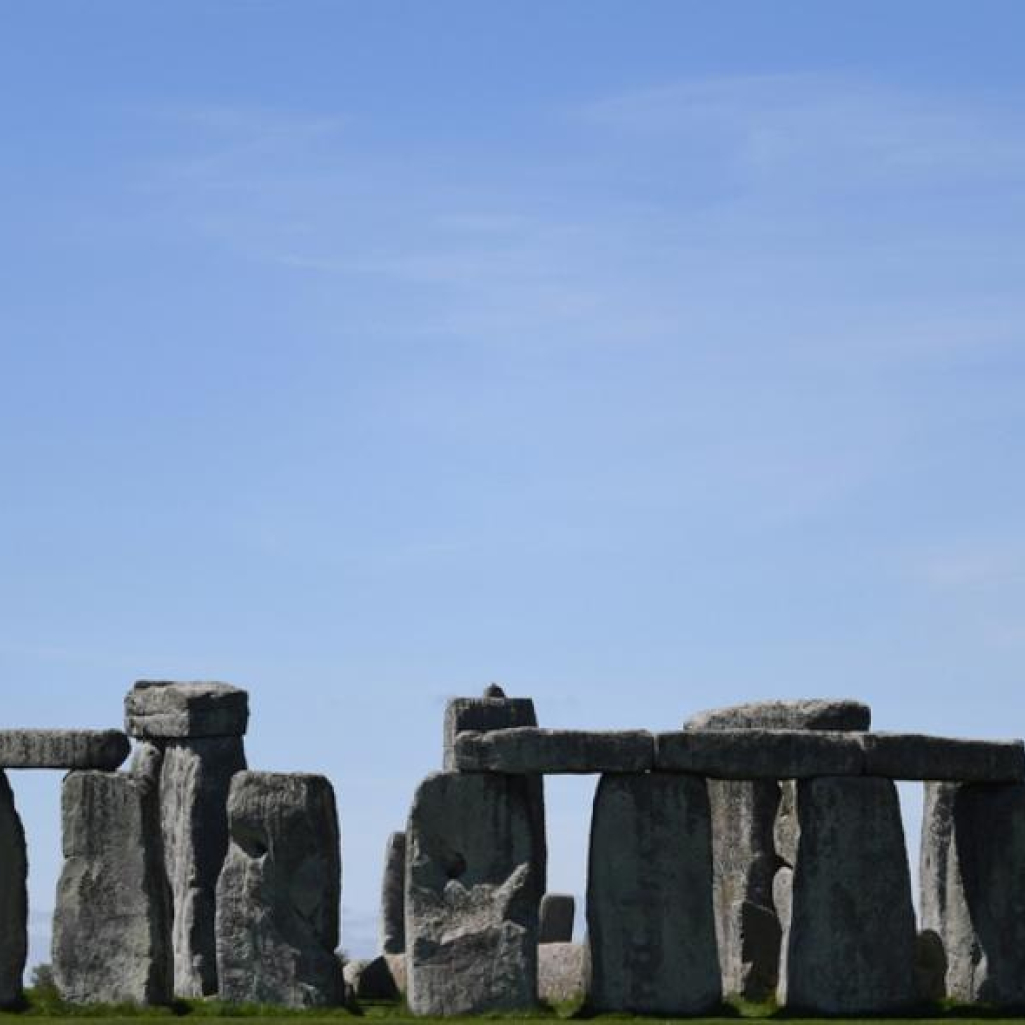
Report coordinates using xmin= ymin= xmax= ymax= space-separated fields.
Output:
xmin=52 ymin=755 xmax=171 ymax=1005
xmin=779 ymin=776 xmax=918 ymax=1015
xmin=587 ymin=773 xmax=721 ymax=1016
xmin=380 ymin=831 xmax=406 ymax=955
xmin=539 ymin=893 xmax=575 ymax=944
xmin=406 ymin=771 xmax=542 ymax=1016
xmin=125 ymin=680 xmax=247 ymax=998
xmin=216 ymin=772 xmax=343 ymax=1007
xmin=0 ymin=772 xmax=27 ymax=1009
xmin=920 ymin=781 xmax=1025 ymax=1006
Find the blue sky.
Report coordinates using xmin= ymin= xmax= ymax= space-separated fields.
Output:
xmin=2 ymin=1 xmax=1025 ymax=964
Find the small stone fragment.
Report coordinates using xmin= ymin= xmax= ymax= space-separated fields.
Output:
xmin=0 ymin=729 xmax=129 ymax=770
xmin=539 ymin=893 xmax=575 ymax=944
xmin=539 ymin=942 xmax=587 ymax=1006
xmin=455 ymin=728 xmax=655 ymax=774
xmin=126 ymin=681 xmax=249 ymax=739
xmin=0 ymin=771 xmax=27 ymax=1009
xmin=379 ymin=831 xmax=406 ymax=955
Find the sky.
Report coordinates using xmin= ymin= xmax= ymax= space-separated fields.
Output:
xmin=2 ymin=0 xmax=1025 ymax=967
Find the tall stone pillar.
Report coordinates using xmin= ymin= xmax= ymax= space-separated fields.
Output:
xmin=0 ymin=771 xmax=27 ymax=1009
xmin=125 ymin=680 xmax=248 ymax=997
xmin=379 ymin=830 xmax=406 ymax=955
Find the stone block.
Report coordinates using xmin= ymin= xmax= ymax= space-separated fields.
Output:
xmin=126 ymin=681 xmax=248 ymax=739
xmin=863 ymin=734 xmax=1024 ymax=783
xmin=454 ymin=728 xmax=654 ymax=774
xmin=344 ymin=955 xmax=399 ymax=1001
xmin=539 ymin=893 xmax=574 ymax=944
xmin=686 ymin=698 xmax=871 ymax=732
xmin=0 ymin=730 xmax=129 ymax=770
xmin=379 ymin=831 xmax=406 ymax=955
xmin=0 ymin=772 xmax=27 ymax=1009
xmin=538 ymin=942 xmax=586 ymax=1006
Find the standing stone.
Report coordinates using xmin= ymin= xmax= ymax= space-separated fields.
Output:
xmin=538 ymin=943 xmax=587 ymax=1006
xmin=380 ymin=831 xmax=406 ymax=955
xmin=920 ymin=781 xmax=1025 ymax=1006
xmin=406 ymin=771 xmax=542 ymax=1016
xmin=539 ymin=893 xmax=575 ymax=944
xmin=779 ymin=776 xmax=918 ymax=1015
xmin=52 ymin=757 xmax=172 ymax=1005
xmin=216 ymin=771 xmax=343 ymax=1007
xmin=587 ymin=773 xmax=721 ymax=1016
xmin=0 ymin=772 xmax=27 ymax=1009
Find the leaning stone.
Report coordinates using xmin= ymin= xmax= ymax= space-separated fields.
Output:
xmin=455 ymin=728 xmax=654 ymax=774
xmin=0 ymin=771 xmax=27 ymax=1009
xmin=125 ymin=681 xmax=248 ymax=739
xmin=53 ymin=765 xmax=172 ymax=1005
xmin=379 ymin=831 xmax=406 ymax=955
xmin=655 ymin=729 xmax=864 ymax=778
xmin=920 ymin=781 xmax=1025 ymax=1006
xmin=0 ymin=729 xmax=129 ymax=770
xmin=344 ymin=955 xmax=399 ymax=1001
xmin=160 ymin=736 xmax=246 ymax=997
xmin=216 ymin=772 xmax=343 ymax=1007
xmin=539 ymin=942 xmax=587 ymax=1006
xmin=686 ymin=698 xmax=871 ymax=732
xmin=779 ymin=776 xmax=918 ymax=1015
xmin=539 ymin=893 xmax=575 ymax=944
xmin=587 ymin=773 xmax=721 ymax=1016
xmin=406 ymin=771 xmax=542 ymax=1016
xmin=863 ymin=734 xmax=1024 ymax=783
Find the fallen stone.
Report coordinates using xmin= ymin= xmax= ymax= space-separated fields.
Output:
xmin=656 ymin=729 xmax=864 ymax=778
xmin=344 ymin=955 xmax=399 ymax=1001
xmin=779 ymin=776 xmax=918 ymax=1015
xmin=53 ymin=764 xmax=172 ymax=1005
xmin=216 ymin=772 xmax=343 ymax=1007
xmin=686 ymin=698 xmax=871 ymax=732
xmin=539 ymin=893 xmax=575 ymax=944
xmin=863 ymin=734 xmax=1025 ymax=783
xmin=160 ymin=736 xmax=246 ymax=997
xmin=125 ymin=681 xmax=249 ymax=739
xmin=538 ymin=942 xmax=587 ymax=1006
xmin=587 ymin=773 xmax=721 ymax=1016
xmin=0 ymin=730 xmax=129 ymax=770
xmin=0 ymin=771 xmax=27 ymax=1009
xmin=379 ymin=831 xmax=406 ymax=955
xmin=455 ymin=728 xmax=655 ymax=774
xmin=920 ymin=781 xmax=1025 ymax=1006
xmin=406 ymin=771 xmax=542 ymax=1016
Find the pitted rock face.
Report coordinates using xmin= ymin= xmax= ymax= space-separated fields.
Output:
xmin=406 ymin=771 xmax=542 ymax=1016
xmin=0 ymin=772 xmax=27 ymax=1009
xmin=126 ymin=681 xmax=249 ymax=739
xmin=216 ymin=772 xmax=343 ymax=1008
xmin=684 ymin=698 xmax=872 ymax=733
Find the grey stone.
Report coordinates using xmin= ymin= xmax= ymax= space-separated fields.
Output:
xmin=384 ymin=953 xmax=406 ymax=996
xmin=483 ymin=683 xmax=506 ymax=698
xmin=708 ymin=779 xmax=781 ymax=1000
xmin=920 ymin=781 xmax=1025 ymax=1006
xmin=686 ymin=698 xmax=871 ymax=732
xmin=0 ymin=729 xmax=129 ymax=770
xmin=779 ymin=776 xmax=918 ymax=1015
xmin=126 ymin=681 xmax=248 ymax=739
xmin=379 ymin=831 xmax=406 ymax=955
xmin=587 ymin=773 xmax=721 ymax=1016
xmin=0 ymin=772 xmax=27 ymax=1009
xmin=539 ymin=893 xmax=574 ymax=944
xmin=863 ymin=734 xmax=1025 ymax=783
xmin=455 ymin=728 xmax=654 ymax=774
xmin=656 ymin=729 xmax=864 ymax=778
xmin=160 ymin=736 xmax=246 ymax=997
xmin=538 ymin=942 xmax=587 ymax=1006
xmin=344 ymin=955 xmax=399 ymax=1001
xmin=916 ymin=930 xmax=947 ymax=1004
xmin=406 ymin=771 xmax=542 ymax=1016
xmin=53 ymin=764 xmax=172 ymax=1005
xmin=216 ymin=772 xmax=343 ymax=1007
xmin=774 ymin=781 xmax=798 ymax=865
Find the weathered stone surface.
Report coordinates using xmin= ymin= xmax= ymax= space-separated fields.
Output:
xmin=0 ymin=730 xmax=129 ymax=770
xmin=656 ymin=729 xmax=864 ymax=778
xmin=864 ymin=734 xmax=1024 ymax=783
xmin=686 ymin=698 xmax=871 ymax=732
xmin=455 ymin=728 xmax=654 ymax=774
xmin=126 ymin=681 xmax=249 ymax=739
xmin=379 ymin=831 xmax=406 ymax=955
xmin=920 ymin=781 xmax=1025 ymax=1006
xmin=53 ymin=760 xmax=172 ymax=1005
xmin=406 ymin=771 xmax=542 ymax=1016
xmin=0 ymin=772 xmax=27 ymax=1009
xmin=384 ymin=953 xmax=406 ymax=996
xmin=587 ymin=773 xmax=720 ymax=1016
xmin=539 ymin=942 xmax=587 ymax=1006
xmin=161 ymin=736 xmax=246 ymax=997
xmin=708 ymin=779 xmax=781 ymax=1000
xmin=216 ymin=772 xmax=343 ymax=1007
xmin=774 ymin=781 xmax=798 ymax=865
xmin=779 ymin=776 xmax=918 ymax=1015
xmin=344 ymin=955 xmax=399 ymax=1001
xmin=539 ymin=893 xmax=574 ymax=944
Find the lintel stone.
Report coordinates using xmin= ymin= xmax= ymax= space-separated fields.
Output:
xmin=861 ymin=733 xmax=1024 ymax=783
xmin=0 ymin=730 xmax=129 ymax=771
xmin=454 ymin=728 xmax=654 ymax=774
xmin=126 ymin=681 xmax=249 ymax=739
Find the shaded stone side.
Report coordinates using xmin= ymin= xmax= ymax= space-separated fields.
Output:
xmin=406 ymin=771 xmax=541 ymax=1016
xmin=216 ymin=772 xmax=344 ymax=1007
xmin=780 ymin=776 xmax=918 ymax=1015
xmin=0 ymin=771 xmax=27 ymax=1009
xmin=586 ymin=773 xmax=721 ymax=1016
xmin=920 ymin=781 xmax=1025 ymax=1007
xmin=53 ymin=761 xmax=172 ymax=1005
xmin=380 ymin=831 xmax=406 ymax=955
xmin=539 ymin=893 xmax=574 ymax=944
